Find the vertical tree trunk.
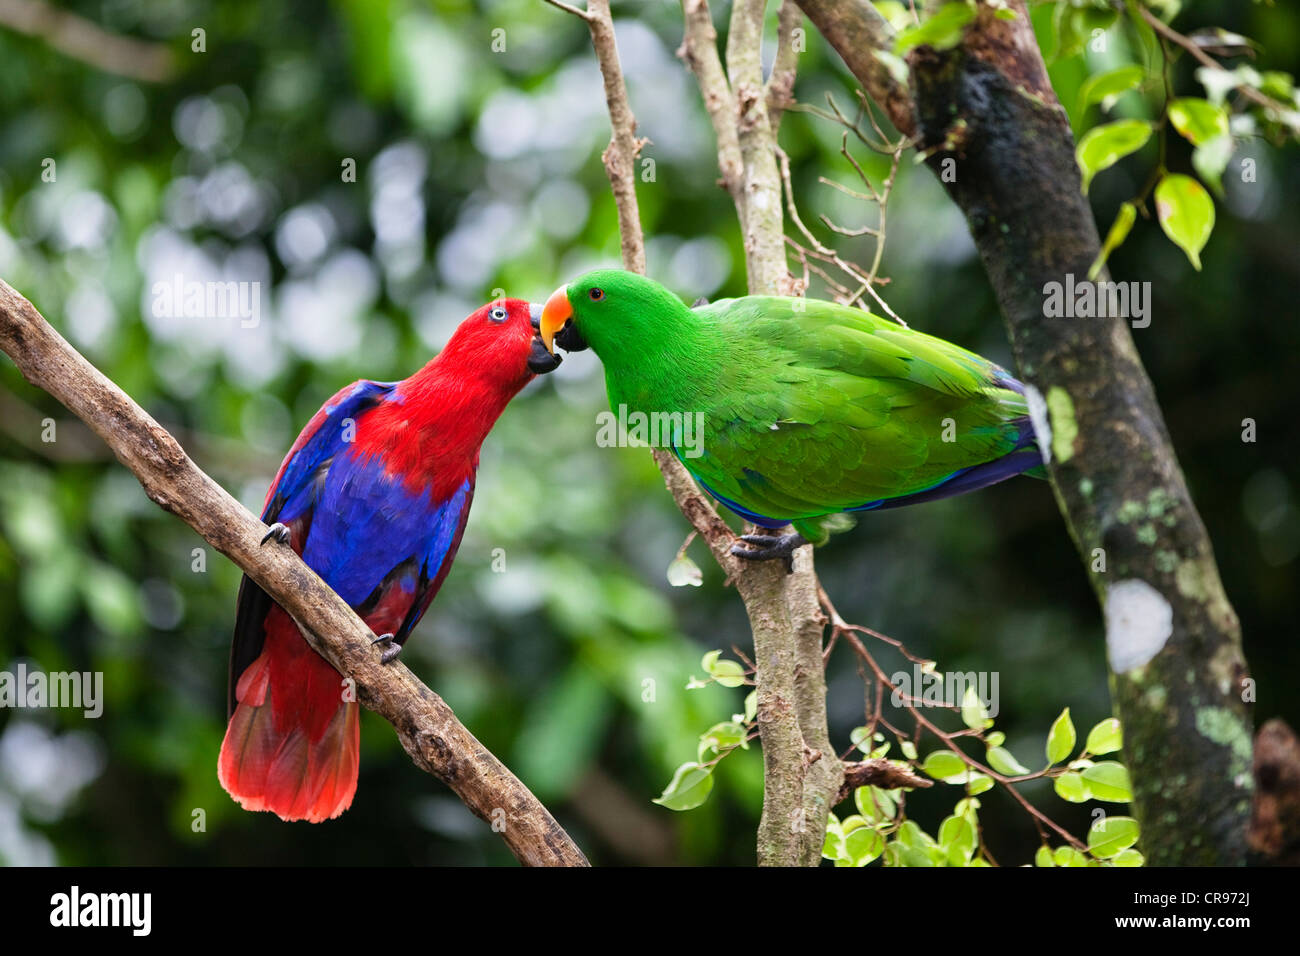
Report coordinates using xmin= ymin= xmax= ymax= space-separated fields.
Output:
xmin=804 ymin=0 xmax=1254 ymax=864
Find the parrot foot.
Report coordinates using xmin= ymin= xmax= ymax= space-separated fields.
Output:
xmin=731 ymin=532 xmax=808 ymax=572
xmin=372 ymin=633 xmax=402 ymax=664
xmin=261 ymin=522 xmax=291 ymax=546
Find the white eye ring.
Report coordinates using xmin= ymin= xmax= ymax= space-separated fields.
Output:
xmin=489 ymin=306 xmax=508 ymax=323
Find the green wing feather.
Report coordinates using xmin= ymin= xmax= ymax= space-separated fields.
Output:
xmin=672 ymin=297 xmax=1031 ymax=523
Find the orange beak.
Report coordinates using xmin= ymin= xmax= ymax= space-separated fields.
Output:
xmin=539 ymin=286 xmax=573 ymax=354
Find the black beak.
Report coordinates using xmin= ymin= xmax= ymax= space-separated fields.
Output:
xmin=527 ymin=302 xmax=561 ymax=373
xmin=554 ymin=321 xmax=589 ymax=353
xmin=527 ymin=336 xmax=562 ymax=374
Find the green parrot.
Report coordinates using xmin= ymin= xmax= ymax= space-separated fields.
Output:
xmin=538 ymin=270 xmax=1043 ymax=562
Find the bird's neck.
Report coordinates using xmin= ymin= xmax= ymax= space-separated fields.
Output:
xmin=361 ymin=357 xmax=525 ymax=498
xmin=601 ymin=307 xmax=717 ymax=414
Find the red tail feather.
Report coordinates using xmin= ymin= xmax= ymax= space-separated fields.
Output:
xmin=218 ymin=607 xmax=359 ymax=822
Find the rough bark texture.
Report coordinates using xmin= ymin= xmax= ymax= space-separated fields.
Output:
xmin=679 ymin=0 xmax=842 ymax=865
xmin=0 ymin=278 xmax=588 ymax=867
xmin=803 ymin=0 xmax=1256 ymax=864
xmin=906 ymin=2 xmax=1252 ymax=866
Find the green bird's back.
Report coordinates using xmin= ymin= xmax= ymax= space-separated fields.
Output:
xmin=548 ymin=270 xmax=1042 ymax=544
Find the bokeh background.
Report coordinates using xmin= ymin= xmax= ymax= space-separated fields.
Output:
xmin=0 ymin=0 xmax=1294 ymax=865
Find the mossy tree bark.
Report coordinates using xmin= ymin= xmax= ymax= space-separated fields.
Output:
xmin=804 ymin=0 xmax=1254 ymax=864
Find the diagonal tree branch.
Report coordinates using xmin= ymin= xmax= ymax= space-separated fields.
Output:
xmin=0 ymin=0 xmax=175 ymax=83
xmin=0 ymin=278 xmax=588 ymax=868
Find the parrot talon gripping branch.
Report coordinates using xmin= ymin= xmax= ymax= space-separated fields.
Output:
xmin=731 ymin=531 xmax=808 ymax=567
xmin=260 ymin=522 xmax=291 ymax=546
xmin=371 ymin=633 xmax=401 ymax=665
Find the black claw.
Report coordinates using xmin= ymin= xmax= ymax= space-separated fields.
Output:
xmin=261 ymin=522 xmax=291 ymax=545
xmin=730 ymin=532 xmax=807 ymax=573
xmin=372 ymin=632 xmax=401 ymax=664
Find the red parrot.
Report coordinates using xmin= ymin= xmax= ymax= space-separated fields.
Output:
xmin=218 ymin=299 xmax=561 ymax=822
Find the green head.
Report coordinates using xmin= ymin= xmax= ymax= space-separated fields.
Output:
xmin=538 ymin=269 xmax=695 ymax=362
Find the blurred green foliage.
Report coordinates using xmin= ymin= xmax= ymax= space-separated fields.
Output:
xmin=0 ymin=0 xmax=1294 ymax=865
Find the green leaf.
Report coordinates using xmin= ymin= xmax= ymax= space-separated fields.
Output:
xmin=666 ymin=554 xmax=702 ymax=587
xmin=711 ymin=661 xmax=745 ymax=687
xmin=1046 ymin=707 xmax=1077 ymax=765
xmin=985 ymin=731 xmax=1006 ymax=748
xmin=939 ymin=814 xmax=977 ymax=864
xmin=652 ymin=762 xmax=714 ymax=811
xmin=1110 ymin=847 xmax=1145 ymax=867
xmin=1075 ymin=120 xmax=1152 ymax=193
xmin=701 ymin=650 xmax=746 ymax=688
xmin=1085 ymin=718 xmax=1123 ymax=755
xmin=895 ymin=2 xmax=976 ymax=54
xmin=850 ymin=726 xmax=873 ymax=753
xmin=1054 ymin=4 xmax=1118 ymax=62
xmin=1087 ymin=816 xmax=1140 ymax=858
xmin=872 ymin=1 xmax=912 ymax=32
xmin=844 ymin=826 xmax=886 ymax=866
xmin=967 ymin=773 xmax=995 ymax=796
xmin=823 ymin=828 xmax=844 ymax=861
xmin=960 ymin=685 xmax=992 ymax=730
xmin=856 ymin=785 xmax=899 ymax=822
xmin=900 ymin=739 xmax=918 ymax=761
xmin=1079 ymin=65 xmax=1145 ymax=111
xmin=1192 ymin=134 xmax=1233 ymax=197
xmin=1260 ymin=70 xmax=1295 ymax=102
xmin=921 ymin=750 xmax=969 ymax=782
xmin=742 ymin=689 xmax=758 ymax=723
xmin=1081 ymin=761 xmax=1133 ymax=802
xmin=897 ymin=820 xmax=939 ymax=853
xmin=1053 ymin=771 xmax=1092 ymax=803
xmin=898 ymin=845 xmax=935 ymax=867
xmin=698 ymin=721 xmax=747 ymax=759
xmin=1054 ymin=845 xmax=1090 ymax=867
xmin=1088 ymin=201 xmax=1137 ymax=280
xmin=1168 ymin=97 xmax=1229 ymax=147
xmin=987 ymin=746 xmax=1031 ymax=776
xmin=840 ymin=814 xmax=868 ymax=833
xmin=1034 ymin=845 xmax=1055 ymax=867
xmin=1155 ymin=173 xmax=1215 ymax=271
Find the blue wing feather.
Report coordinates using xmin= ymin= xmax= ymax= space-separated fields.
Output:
xmin=262 ymin=379 xmax=395 ymax=523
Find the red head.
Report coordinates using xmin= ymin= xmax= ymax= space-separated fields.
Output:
xmin=373 ymin=297 xmax=559 ymax=496
xmin=432 ymin=298 xmax=562 ymax=392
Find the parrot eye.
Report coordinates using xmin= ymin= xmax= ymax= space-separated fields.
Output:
xmin=589 ymin=288 xmax=604 ymax=302
xmin=489 ymin=305 xmax=508 ymax=323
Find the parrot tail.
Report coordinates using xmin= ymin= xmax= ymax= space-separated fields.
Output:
xmin=218 ymin=606 xmax=359 ymax=822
